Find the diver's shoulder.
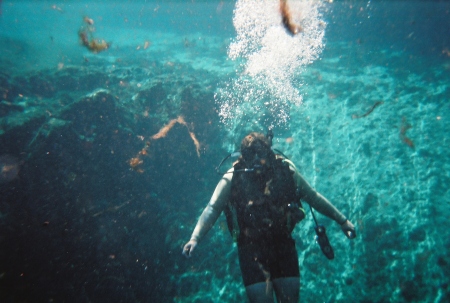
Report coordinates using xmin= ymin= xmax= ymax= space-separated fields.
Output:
xmin=222 ymin=167 xmax=234 ymax=181
xmin=281 ymin=158 xmax=298 ymax=171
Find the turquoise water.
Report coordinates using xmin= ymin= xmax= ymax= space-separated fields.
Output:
xmin=0 ymin=1 xmax=449 ymax=302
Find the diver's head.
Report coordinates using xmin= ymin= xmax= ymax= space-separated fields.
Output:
xmin=240 ymin=132 xmax=275 ymax=173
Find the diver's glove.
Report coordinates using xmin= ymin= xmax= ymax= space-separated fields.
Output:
xmin=340 ymin=219 xmax=357 ymax=239
xmin=182 ymin=239 xmax=198 ymax=258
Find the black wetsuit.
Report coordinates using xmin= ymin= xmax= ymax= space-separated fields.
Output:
xmin=226 ymin=158 xmax=300 ymax=286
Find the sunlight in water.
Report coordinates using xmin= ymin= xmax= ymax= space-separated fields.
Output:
xmin=216 ymin=0 xmax=326 ymax=131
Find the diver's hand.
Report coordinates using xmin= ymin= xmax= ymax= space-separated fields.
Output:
xmin=340 ymin=220 xmax=356 ymax=239
xmin=182 ymin=240 xmax=198 ymax=258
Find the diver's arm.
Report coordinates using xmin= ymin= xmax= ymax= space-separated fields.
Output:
xmin=296 ymin=171 xmax=347 ymax=223
xmin=296 ymin=171 xmax=356 ymax=238
xmin=286 ymin=160 xmax=356 ymax=238
xmin=183 ymin=169 xmax=233 ymax=257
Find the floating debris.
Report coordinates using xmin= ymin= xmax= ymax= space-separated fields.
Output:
xmin=78 ymin=16 xmax=110 ymax=53
xmin=400 ymin=117 xmax=415 ymax=149
xmin=92 ymin=200 xmax=131 ymax=217
xmin=0 ymin=155 xmax=20 ymax=183
xmin=352 ymin=101 xmax=384 ymax=119
xmin=50 ymin=4 xmax=63 ymax=13
xmin=129 ymin=116 xmax=201 ymax=172
xmin=280 ymin=0 xmax=302 ymax=35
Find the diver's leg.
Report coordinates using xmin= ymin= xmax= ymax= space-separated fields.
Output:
xmin=245 ymin=281 xmax=274 ymax=303
xmin=272 ymin=277 xmax=299 ymax=303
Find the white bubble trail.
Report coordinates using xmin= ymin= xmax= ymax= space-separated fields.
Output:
xmin=216 ymin=0 xmax=327 ymax=134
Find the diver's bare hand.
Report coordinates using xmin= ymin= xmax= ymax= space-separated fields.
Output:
xmin=340 ymin=220 xmax=356 ymax=239
xmin=182 ymin=240 xmax=198 ymax=258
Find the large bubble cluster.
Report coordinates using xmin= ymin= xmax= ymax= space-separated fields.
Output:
xmin=216 ymin=0 xmax=327 ymax=132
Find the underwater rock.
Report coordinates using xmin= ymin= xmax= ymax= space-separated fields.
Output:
xmin=401 ymin=278 xmax=427 ymax=302
xmin=409 ymin=227 xmax=426 ymax=242
xmin=0 ymin=101 xmax=23 ymax=117
xmin=27 ymin=73 xmax=56 ymax=98
xmin=0 ymin=73 xmax=11 ymax=100
xmin=0 ymin=42 xmax=227 ymax=303
xmin=59 ymin=89 xmax=120 ymax=145
xmin=134 ymin=82 xmax=167 ymax=107
xmin=180 ymin=85 xmax=219 ymax=145
xmin=53 ymin=66 xmax=114 ymax=93
xmin=361 ymin=142 xmax=371 ymax=157
xmin=437 ymin=256 xmax=448 ymax=268
xmin=362 ymin=192 xmax=378 ymax=213
xmin=0 ymin=73 xmax=22 ymax=103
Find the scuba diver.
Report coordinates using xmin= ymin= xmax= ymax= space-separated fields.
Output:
xmin=183 ymin=131 xmax=356 ymax=303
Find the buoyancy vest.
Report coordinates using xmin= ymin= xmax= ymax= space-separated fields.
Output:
xmin=224 ymin=157 xmax=301 ymax=241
